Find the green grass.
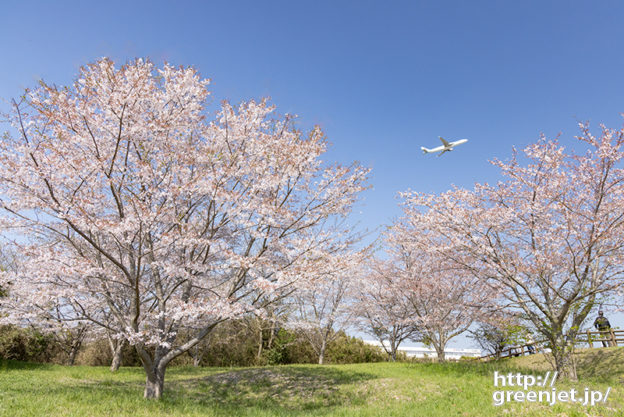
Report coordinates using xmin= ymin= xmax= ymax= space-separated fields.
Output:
xmin=1 ymin=349 xmax=623 ymax=416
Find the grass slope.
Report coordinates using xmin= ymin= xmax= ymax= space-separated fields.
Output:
xmin=1 ymin=349 xmax=623 ymax=416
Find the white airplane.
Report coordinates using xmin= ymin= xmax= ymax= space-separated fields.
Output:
xmin=421 ymin=137 xmax=468 ymax=156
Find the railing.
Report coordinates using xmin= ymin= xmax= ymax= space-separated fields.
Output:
xmin=575 ymin=329 xmax=624 ymax=348
xmin=474 ymin=341 xmax=542 ymax=361
xmin=474 ymin=329 xmax=624 ymax=362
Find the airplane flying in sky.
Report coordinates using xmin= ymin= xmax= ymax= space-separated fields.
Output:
xmin=421 ymin=137 xmax=468 ymax=156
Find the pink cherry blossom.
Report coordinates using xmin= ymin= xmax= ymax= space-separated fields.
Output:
xmin=0 ymin=58 xmax=369 ymax=398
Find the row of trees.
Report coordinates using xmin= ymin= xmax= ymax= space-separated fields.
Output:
xmin=1 ymin=57 xmax=623 ymax=399
xmin=310 ymin=129 xmax=624 ymax=380
xmin=389 ymin=128 xmax=624 ymax=380
xmin=0 ymin=322 xmax=386 ymax=368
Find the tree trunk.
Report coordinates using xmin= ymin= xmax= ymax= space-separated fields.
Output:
xmin=552 ymin=351 xmax=577 ymax=380
xmin=67 ymin=343 xmax=80 ymax=366
xmin=61 ymin=326 xmax=87 ymax=366
xmin=110 ymin=341 xmax=124 ymax=372
xmin=550 ymin=335 xmax=577 ymax=381
xmin=495 ymin=343 xmax=504 ymax=360
xmin=267 ymin=320 xmax=276 ymax=350
xmin=192 ymin=354 xmax=202 ymax=367
xmin=256 ymin=325 xmax=264 ymax=362
xmin=136 ymin=320 xmax=220 ymax=399
xmin=389 ymin=337 xmax=397 ymax=361
xmin=318 ymin=339 xmax=327 ymax=365
xmin=191 ymin=345 xmax=203 ymax=367
xmin=434 ymin=344 xmax=445 ymax=362
xmin=144 ymin=365 xmax=166 ymax=399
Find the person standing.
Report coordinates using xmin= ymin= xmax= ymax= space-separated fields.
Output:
xmin=593 ymin=311 xmax=613 ymax=347
xmin=526 ymin=334 xmax=536 ymax=354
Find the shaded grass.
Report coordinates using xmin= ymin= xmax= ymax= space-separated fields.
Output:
xmin=1 ymin=351 xmax=623 ymax=416
xmin=510 ymin=346 xmax=624 ymax=383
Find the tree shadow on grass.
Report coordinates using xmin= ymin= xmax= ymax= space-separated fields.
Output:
xmin=448 ymin=348 xmax=624 ymax=384
xmin=171 ymin=366 xmax=376 ymax=412
xmin=1 ymin=364 xmax=377 ymax=415
xmin=574 ymin=347 xmax=624 ymax=382
xmin=0 ymin=359 xmax=57 ymax=372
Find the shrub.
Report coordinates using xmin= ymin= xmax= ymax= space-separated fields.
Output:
xmin=325 ymin=332 xmax=387 ymax=364
xmin=0 ymin=325 xmax=54 ymax=362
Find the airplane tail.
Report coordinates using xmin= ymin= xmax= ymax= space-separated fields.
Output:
xmin=421 ymin=147 xmax=431 ymax=154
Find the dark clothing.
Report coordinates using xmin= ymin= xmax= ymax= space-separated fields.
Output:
xmin=594 ymin=316 xmax=611 ymax=331
xmin=594 ymin=316 xmax=613 ymax=347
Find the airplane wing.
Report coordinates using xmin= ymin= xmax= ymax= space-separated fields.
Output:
xmin=437 ymin=149 xmax=449 ymax=157
xmin=439 ymin=137 xmax=451 ymax=147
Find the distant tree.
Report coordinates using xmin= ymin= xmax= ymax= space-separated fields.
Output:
xmin=355 ymin=259 xmax=419 ymax=361
xmin=469 ymin=321 xmax=528 ymax=359
xmin=292 ymin=243 xmax=366 ymax=364
xmin=384 ymin=212 xmax=497 ymax=362
xmin=51 ymin=323 xmax=89 ymax=366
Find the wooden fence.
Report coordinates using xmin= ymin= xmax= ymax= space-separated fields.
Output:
xmin=576 ymin=329 xmax=624 ymax=348
xmin=475 ymin=342 xmax=541 ymax=362
xmin=474 ymin=329 xmax=624 ymax=362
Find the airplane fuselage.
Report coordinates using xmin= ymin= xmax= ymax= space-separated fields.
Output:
xmin=421 ymin=138 xmax=468 ymax=155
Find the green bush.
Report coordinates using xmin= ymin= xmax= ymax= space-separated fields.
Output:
xmin=1 ymin=321 xmax=387 ymax=367
xmin=0 ymin=325 xmax=55 ymax=362
xmin=172 ymin=323 xmax=385 ymax=367
xmin=262 ymin=328 xmax=295 ymax=365
xmin=325 ymin=332 xmax=387 ymax=364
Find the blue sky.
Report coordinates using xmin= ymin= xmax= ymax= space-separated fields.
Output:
xmin=2 ymin=0 xmax=624 ymax=348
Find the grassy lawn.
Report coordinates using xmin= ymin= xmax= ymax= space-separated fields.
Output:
xmin=1 ymin=349 xmax=623 ymax=416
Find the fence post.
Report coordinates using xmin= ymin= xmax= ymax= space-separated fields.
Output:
xmin=610 ymin=330 xmax=617 ymax=347
xmin=587 ymin=330 xmax=593 ymax=348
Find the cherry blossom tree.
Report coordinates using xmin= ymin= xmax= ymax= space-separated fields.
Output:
xmin=291 ymin=239 xmax=367 ymax=364
xmin=249 ymin=301 xmax=291 ymax=365
xmin=0 ymin=245 xmax=16 ymax=298
xmin=0 ymin=58 xmax=369 ymax=398
xmin=385 ymin=219 xmax=496 ymax=362
xmin=402 ymin=125 xmax=624 ymax=378
xmin=354 ymin=258 xmax=419 ymax=361
xmin=100 ymin=309 xmax=127 ymax=371
xmin=469 ymin=313 xmax=531 ymax=360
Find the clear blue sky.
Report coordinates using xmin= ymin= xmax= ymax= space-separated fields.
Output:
xmin=3 ymin=0 xmax=624 ymax=348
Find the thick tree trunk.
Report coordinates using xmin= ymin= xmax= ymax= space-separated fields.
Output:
xmin=553 ymin=353 xmax=577 ymax=380
xmin=391 ymin=337 xmax=401 ymax=361
xmin=495 ymin=349 xmax=502 ymax=360
xmin=144 ymin=365 xmax=166 ymax=399
xmin=550 ymin=335 xmax=577 ymax=381
xmin=434 ymin=344 xmax=445 ymax=362
xmin=135 ymin=320 xmax=220 ymax=399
